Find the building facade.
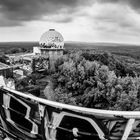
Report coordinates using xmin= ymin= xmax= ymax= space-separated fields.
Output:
xmin=0 ymin=62 xmax=13 ymax=78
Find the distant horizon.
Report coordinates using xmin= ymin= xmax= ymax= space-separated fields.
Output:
xmin=0 ymin=40 xmax=140 ymax=46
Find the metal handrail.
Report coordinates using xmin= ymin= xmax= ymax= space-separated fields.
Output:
xmin=2 ymin=86 xmax=140 ymax=119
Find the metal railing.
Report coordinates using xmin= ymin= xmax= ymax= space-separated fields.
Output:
xmin=0 ymin=86 xmax=140 ymax=140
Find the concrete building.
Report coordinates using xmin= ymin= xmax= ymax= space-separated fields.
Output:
xmin=33 ymin=29 xmax=64 ymax=70
xmin=0 ymin=62 xmax=13 ymax=78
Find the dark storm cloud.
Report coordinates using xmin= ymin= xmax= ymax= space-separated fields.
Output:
xmin=127 ymin=0 xmax=140 ymax=9
xmin=100 ymin=0 xmax=140 ymax=9
xmin=0 ymin=0 xmax=92 ymax=26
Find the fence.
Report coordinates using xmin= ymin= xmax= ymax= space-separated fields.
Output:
xmin=0 ymin=86 xmax=140 ymax=140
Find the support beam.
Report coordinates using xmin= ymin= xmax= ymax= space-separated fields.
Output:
xmin=121 ymin=119 xmax=135 ymax=140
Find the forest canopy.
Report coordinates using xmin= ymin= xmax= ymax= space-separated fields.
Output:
xmin=48 ymin=50 xmax=140 ymax=111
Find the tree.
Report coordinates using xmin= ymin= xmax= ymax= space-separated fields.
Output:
xmin=50 ymin=50 xmax=140 ymax=111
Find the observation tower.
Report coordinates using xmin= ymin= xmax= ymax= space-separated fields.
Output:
xmin=33 ymin=29 xmax=64 ymax=70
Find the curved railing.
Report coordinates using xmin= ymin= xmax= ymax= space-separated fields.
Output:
xmin=0 ymin=86 xmax=140 ymax=140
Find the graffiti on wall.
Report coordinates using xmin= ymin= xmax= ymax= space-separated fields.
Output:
xmin=0 ymin=87 xmax=140 ymax=140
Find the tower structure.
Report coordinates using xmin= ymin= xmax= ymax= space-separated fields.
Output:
xmin=33 ymin=29 xmax=64 ymax=71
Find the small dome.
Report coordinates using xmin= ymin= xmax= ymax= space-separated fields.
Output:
xmin=39 ymin=29 xmax=64 ymax=49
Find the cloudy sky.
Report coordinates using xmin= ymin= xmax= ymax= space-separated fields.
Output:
xmin=0 ymin=0 xmax=140 ymax=44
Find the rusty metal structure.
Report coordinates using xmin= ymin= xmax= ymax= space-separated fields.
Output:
xmin=0 ymin=86 xmax=140 ymax=140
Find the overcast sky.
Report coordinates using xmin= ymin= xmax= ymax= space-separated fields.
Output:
xmin=0 ymin=0 xmax=140 ymax=44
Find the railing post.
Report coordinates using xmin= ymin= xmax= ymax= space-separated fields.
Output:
xmin=121 ymin=119 xmax=135 ymax=140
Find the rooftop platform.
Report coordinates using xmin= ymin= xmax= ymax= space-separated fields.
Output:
xmin=0 ymin=62 xmax=12 ymax=70
xmin=6 ymin=52 xmax=34 ymax=58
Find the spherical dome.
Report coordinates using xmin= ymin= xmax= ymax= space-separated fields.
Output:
xmin=39 ymin=29 xmax=64 ymax=49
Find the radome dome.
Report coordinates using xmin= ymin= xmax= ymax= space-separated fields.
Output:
xmin=39 ymin=29 xmax=64 ymax=49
